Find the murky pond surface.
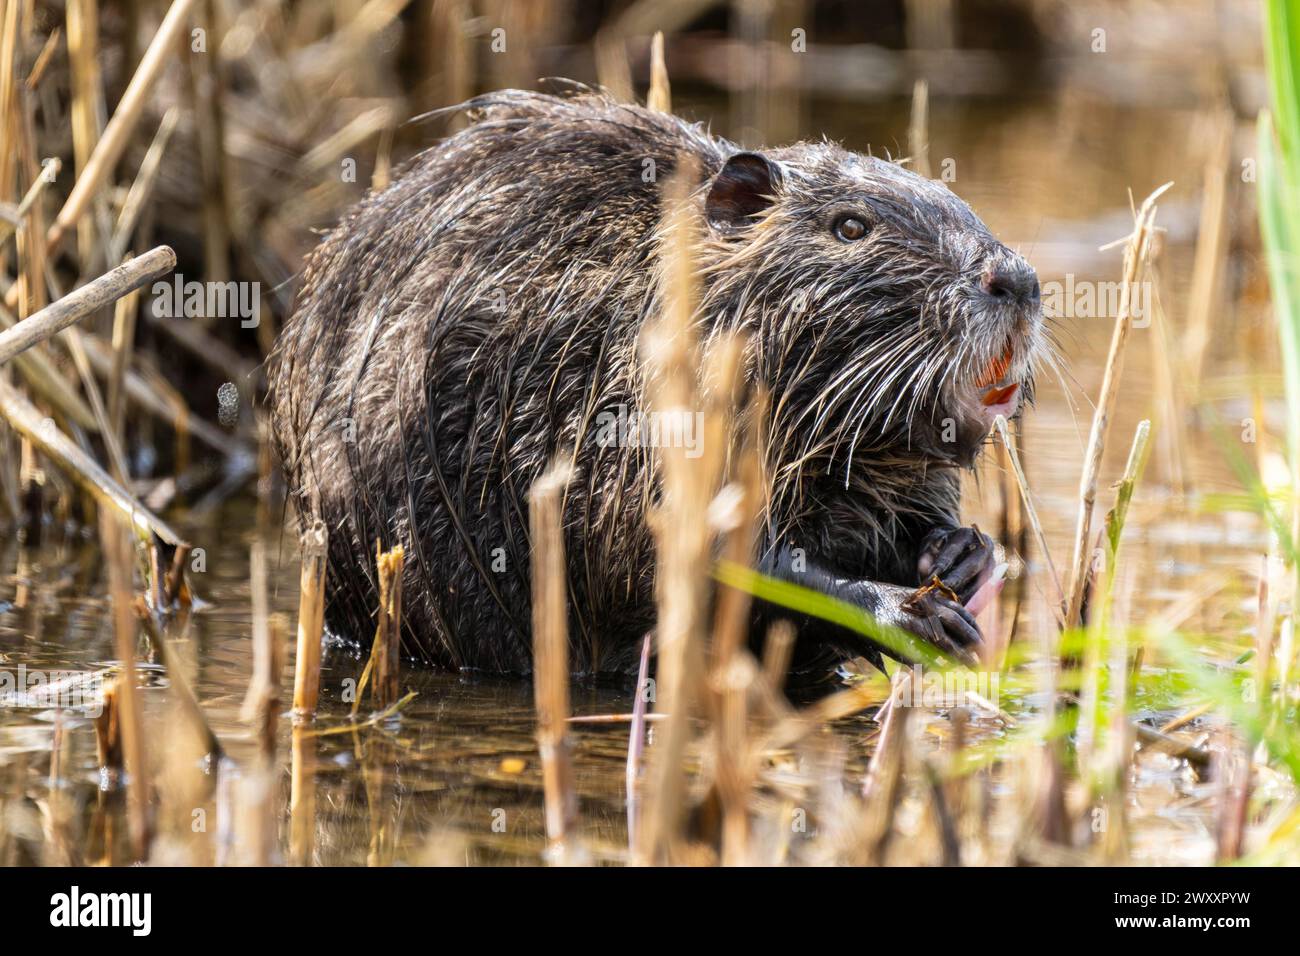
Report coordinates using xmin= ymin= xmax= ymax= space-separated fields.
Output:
xmin=0 ymin=87 xmax=1269 ymax=865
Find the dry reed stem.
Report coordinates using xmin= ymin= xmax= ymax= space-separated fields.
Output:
xmin=0 ymin=305 xmax=98 ymax=430
xmin=0 ymin=0 xmax=18 ymax=236
xmin=66 ymin=0 xmax=103 ymax=267
xmin=1184 ymin=112 xmax=1233 ymax=394
xmin=298 ymin=106 xmax=396 ymax=177
xmin=60 ymin=322 xmax=132 ymax=483
xmin=292 ymin=520 xmax=328 ymax=718
xmin=593 ymin=0 xmax=719 ymax=105
xmin=0 ymin=157 xmax=59 ymax=245
xmin=759 ymin=681 xmax=887 ymax=754
xmin=529 ymin=461 xmax=576 ymax=857
xmin=108 ymin=281 xmax=139 ymax=439
xmin=23 ymin=26 xmax=60 ymax=91
xmin=636 ymin=156 xmax=719 ymax=864
xmin=0 ymin=246 xmax=175 ymax=366
xmin=593 ymin=34 xmax=634 ymax=104
xmin=909 ymin=79 xmax=931 ymax=179
xmin=703 ymin=353 xmax=760 ymax=865
xmin=1075 ymin=415 xmax=1150 ymax=757
xmin=1064 ymin=184 xmax=1170 ymax=631
xmin=186 ymin=1 xmax=231 ymax=290
xmin=100 ymin=510 xmax=150 ymax=861
xmin=569 ymin=712 xmax=666 ymax=724
xmin=710 ymin=384 xmax=765 ymax=670
xmin=371 ymin=542 xmax=405 ymax=709
xmin=859 ymin=671 xmax=913 ymax=864
xmin=647 ymin=31 xmax=671 ymax=113
xmin=45 ymin=0 xmax=197 ymax=255
xmin=1096 ymin=420 xmax=1150 ymax=596
xmin=0 ymin=377 xmax=186 ymax=547
xmin=1254 ymin=556 xmax=1276 ymax=735
xmin=924 ymin=758 xmax=961 ymax=865
xmin=1159 ymin=701 xmax=1213 ymax=735
xmin=761 ymin=620 xmax=796 ymax=692
xmin=1147 ymin=284 xmax=1187 ymax=498
xmin=93 ymin=677 xmax=122 ymax=773
xmin=109 ymin=107 xmax=180 ymax=265
xmin=240 ymin=541 xmax=282 ymax=759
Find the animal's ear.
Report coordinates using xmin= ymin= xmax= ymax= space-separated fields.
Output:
xmin=705 ymin=152 xmax=782 ymax=232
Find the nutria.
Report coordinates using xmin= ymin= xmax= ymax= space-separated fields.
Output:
xmin=268 ymin=87 xmax=1044 ymax=677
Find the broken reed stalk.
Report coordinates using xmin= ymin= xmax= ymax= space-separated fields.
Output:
xmin=43 ymin=0 xmax=197 ymax=256
xmin=1095 ymin=420 xmax=1151 ymax=612
xmin=909 ymin=79 xmax=931 ymax=179
xmin=761 ymin=620 xmax=796 ymax=692
xmin=371 ymin=542 xmax=405 ymax=709
xmin=709 ymin=383 xmax=765 ymax=670
xmin=0 ymin=157 xmax=59 ymax=245
xmin=0 ymin=245 xmax=175 ymax=366
xmin=109 ymin=107 xmax=180 ymax=265
xmin=0 ymin=378 xmax=186 ymax=547
xmin=859 ymin=671 xmax=914 ymax=864
xmin=529 ymin=461 xmax=577 ymax=857
xmin=108 ymin=281 xmax=139 ymax=440
xmin=1078 ymin=421 xmax=1151 ymax=845
xmin=240 ymin=541 xmax=282 ymax=760
xmin=93 ymin=677 xmax=123 ymax=774
xmin=1063 ymin=184 xmax=1170 ymax=631
xmin=100 ymin=510 xmax=150 ymax=861
xmin=637 ymin=157 xmax=717 ymax=864
xmin=700 ymin=340 xmax=755 ymax=866
xmin=647 ymin=30 xmax=671 ymax=113
xmin=292 ymin=521 xmax=329 ymax=718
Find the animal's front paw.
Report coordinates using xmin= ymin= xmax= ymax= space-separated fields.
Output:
xmin=917 ymin=525 xmax=999 ymax=604
xmin=849 ymin=581 xmax=983 ymax=668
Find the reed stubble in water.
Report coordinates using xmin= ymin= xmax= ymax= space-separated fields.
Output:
xmin=293 ymin=521 xmax=328 ymax=718
xmin=529 ymin=461 xmax=577 ymax=857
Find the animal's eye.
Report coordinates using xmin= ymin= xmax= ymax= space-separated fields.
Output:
xmin=833 ymin=215 xmax=868 ymax=242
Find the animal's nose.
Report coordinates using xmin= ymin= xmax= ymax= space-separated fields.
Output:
xmin=978 ymin=260 xmax=1039 ymax=305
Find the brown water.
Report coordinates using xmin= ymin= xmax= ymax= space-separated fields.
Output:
xmin=0 ymin=87 xmax=1272 ymax=865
